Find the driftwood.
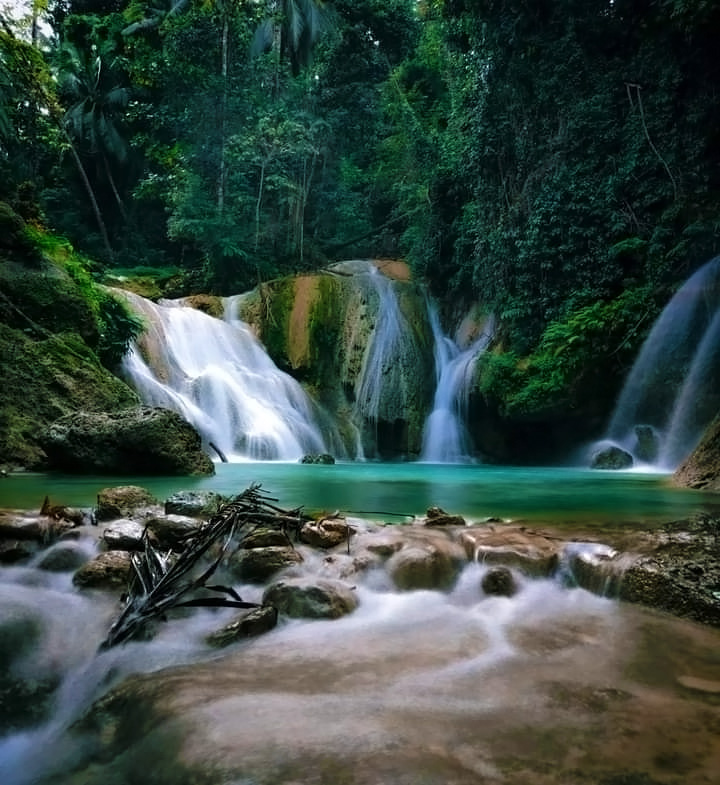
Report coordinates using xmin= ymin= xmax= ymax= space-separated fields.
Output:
xmin=99 ymin=484 xmax=310 ymax=650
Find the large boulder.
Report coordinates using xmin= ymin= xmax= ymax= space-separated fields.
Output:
xmin=41 ymin=406 xmax=214 ymax=476
xmin=672 ymin=414 xmax=720 ymax=490
xmin=590 ymin=444 xmax=633 ymax=470
xmin=263 ymin=577 xmax=358 ymax=619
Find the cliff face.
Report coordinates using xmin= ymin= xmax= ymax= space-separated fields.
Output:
xmin=235 ymin=260 xmax=436 ymax=458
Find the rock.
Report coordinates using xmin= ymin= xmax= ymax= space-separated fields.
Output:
xmin=424 ymin=506 xmax=466 ymax=527
xmin=41 ymin=406 xmax=214 ymax=476
xmin=633 ymin=424 xmax=659 ymax=463
xmin=672 ymin=414 xmax=720 ymax=490
xmin=164 ymin=490 xmax=224 ymax=517
xmin=228 ymin=546 xmax=303 ymax=584
xmin=458 ymin=527 xmax=560 ymax=577
xmin=73 ymin=550 xmax=132 ymax=590
xmin=300 ymin=453 xmax=335 ymax=464
xmin=481 ymin=566 xmax=518 ymax=596
xmin=241 ymin=527 xmax=290 ymax=549
xmin=559 ymin=542 xmax=625 ymax=594
xmin=0 ymin=513 xmax=74 ymax=543
xmin=145 ymin=515 xmax=200 ymax=550
xmin=387 ymin=542 xmax=464 ymax=591
xmin=37 ymin=541 xmax=92 ymax=572
xmin=263 ymin=578 xmax=358 ymax=619
xmin=590 ymin=445 xmax=633 ymax=470
xmin=96 ymin=486 xmax=157 ymax=522
xmin=205 ymin=606 xmax=278 ymax=648
xmin=102 ymin=519 xmax=146 ymax=551
xmin=0 ymin=540 xmax=38 ymax=564
xmin=300 ymin=517 xmax=355 ymax=549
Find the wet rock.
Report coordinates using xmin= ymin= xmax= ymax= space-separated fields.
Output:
xmin=300 ymin=517 xmax=355 ymax=549
xmin=0 ymin=540 xmax=38 ymax=564
xmin=387 ymin=542 xmax=464 ymax=591
xmin=300 ymin=453 xmax=335 ymax=464
xmin=205 ymin=606 xmax=278 ymax=648
xmin=424 ymin=506 xmax=466 ymax=527
xmin=590 ymin=445 xmax=633 ymax=470
xmin=37 ymin=541 xmax=92 ymax=572
xmin=241 ymin=527 xmax=290 ymax=549
xmin=145 ymin=515 xmax=200 ymax=550
xmin=164 ymin=490 xmax=224 ymax=518
xmin=634 ymin=425 xmax=659 ymax=464
xmin=41 ymin=406 xmax=215 ymax=476
xmin=96 ymin=485 xmax=158 ymax=522
xmin=73 ymin=550 xmax=132 ymax=590
xmin=263 ymin=577 xmax=358 ymax=619
xmin=0 ymin=513 xmax=74 ymax=543
xmin=228 ymin=546 xmax=303 ymax=584
xmin=457 ymin=527 xmax=560 ymax=577
xmin=481 ymin=566 xmax=518 ymax=597
xmin=560 ymin=542 xmax=626 ymax=594
xmin=672 ymin=413 xmax=720 ymax=490
xmin=102 ymin=519 xmax=145 ymax=551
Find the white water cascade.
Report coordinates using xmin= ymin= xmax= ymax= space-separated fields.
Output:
xmin=119 ymin=291 xmax=340 ymax=461
xmin=603 ymin=256 xmax=720 ymax=468
xmin=420 ymin=307 xmax=495 ymax=463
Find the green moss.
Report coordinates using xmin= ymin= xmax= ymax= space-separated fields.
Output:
xmin=308 ymin=275 xmax=343 ymax=388
xmin=259 ymin=278 xmax=296 ymax=370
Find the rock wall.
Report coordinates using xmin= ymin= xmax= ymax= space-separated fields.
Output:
xmin=672 ymin=414 xmax=720 ymax=490
xmin=235 ymin=260 xmax=436 ymax=458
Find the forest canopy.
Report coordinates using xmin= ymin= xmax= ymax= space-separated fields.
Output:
xmin=2 ymin=0 xmax=720 ymax=356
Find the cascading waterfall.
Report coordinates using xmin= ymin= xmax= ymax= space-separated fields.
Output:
xmin=119 ymin=291 xmax=340 ymax=461
xmin=420 ymin=306 xmax=495 ymax=463
xmin=602 ymin=256 xmax=720 ymax=468
xmin=353 ymin=265 xmax=408 ymax=424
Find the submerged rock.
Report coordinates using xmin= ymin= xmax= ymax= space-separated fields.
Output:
xmin=300 ymin=453 xmax=335 ymax=464
xmin=481 ymin=566 xmax=518 ymax=596
xmin=205 ymin=606 xmax=278 ymax=648
xmin=41 ymin=406 xmax=215 ymax=476
xmin=37 ymin=541 xmax=91 ymax=572
xmin=387 ymin=542 xmax=464 ymax=591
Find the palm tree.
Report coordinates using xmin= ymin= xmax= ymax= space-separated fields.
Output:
xmin=57 ymin=39 xmax=132 ymax=224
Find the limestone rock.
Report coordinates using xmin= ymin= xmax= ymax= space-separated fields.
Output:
xmin=263 ymin=577 xmax=358 ymax=619
xmin=37 ymin=542 xmax=91 ymax=572
xmin=164 ymin=490 xmax=224 ymax=517
xmin=590 ymin=445 xmax=633 ymax=470
xmin=300 ymin=517 xmax=355 ymax=549
xmin=241 ymin=527 xmax=290 ymax=549
xmin=481 ymin=566 xmax=518 ymax=597
xmin=228 ymin=546 xmax=303 ymax=584
xmin=102 ymin=519 xmax=145 ymax=551
xmin=73 ymin=550 xmax=132 ymax=590
xmin=672 ymin=414 xmax=720 ymax=490
xmin=96 ymin=485 xmax=157 ymax=522
xmin=387 ymin=542 xmax=463 ymax=591
xmin=145 ymin=515 xmax=200 ymax=550
xmin=457 ymin=527 xmax=560 ymax=577
xmin=41 ymin=406 xmax=214 ymax=476
xmin=205 ymin=606 xmax=278 ymax=648
xmin=424 ymin=506 xmax=466 ymax=527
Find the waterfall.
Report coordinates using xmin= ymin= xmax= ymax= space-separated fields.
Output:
xmin=603 ymin=256 xmax=720 ymax=468
xmin=420 ymin=306 xmax=495 ymax=463
xmin=353 ymin=265 xmax=408 ymax=424
xmin=119 ymin=291 xmax=339 ymax=462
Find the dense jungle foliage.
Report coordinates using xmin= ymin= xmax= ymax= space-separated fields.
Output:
xmin=2 ymin=0 xmax=720 ymax=425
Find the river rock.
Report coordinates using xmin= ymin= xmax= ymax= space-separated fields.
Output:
xmin=73 ymin=550 xmax=132 ymax=589
xmin=96 ymin=485 xmax=158 ymax=521
xmin=300 ymin=453 xmax=335 ymax=464
xmin=263 ymin=577 xmax=358 ymax=619
xmin=481 ymin=566 xmax=518 ymax=596
xmin=102 ymin=519 xmax=145 ymax=551
xmin=590 ymin=445 xmax=633 ymax=470
xmin=387 ymin=541 xmax=464 ymax=591
xmin=37 ymin=541 xmax=92 ymax=572
xmin=205 ymin=606 xmax=279 ymax=648
xmin=0 ymin=540 xmax=38 ymax=564
xmin=41 ymin=406 xmax=215 ymax=476
xmin=633 ymin=424 xmax=660 ymax=463
xmin=672 ymin=413 xmax=720 ymax=490
xmin=145 ymin=515 xmax=200 ymax=550
xmin=164 ymin=490 xmax=224 ymax=517
xmin=300 ymin=517 xmax=355 ymax=549
xmin=228 ymin=546 xmax=303 ymax=584
xmin=424 ymin=506 xmax=466 ymax=527
xmin=458 ymin=527 xmax=560 ymax=577
xmin=241 ymin=527 xmax=290 ymax=549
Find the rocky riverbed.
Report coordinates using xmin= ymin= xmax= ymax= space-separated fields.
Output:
xmin=1 ymin=485 xmax=719 ymax=785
